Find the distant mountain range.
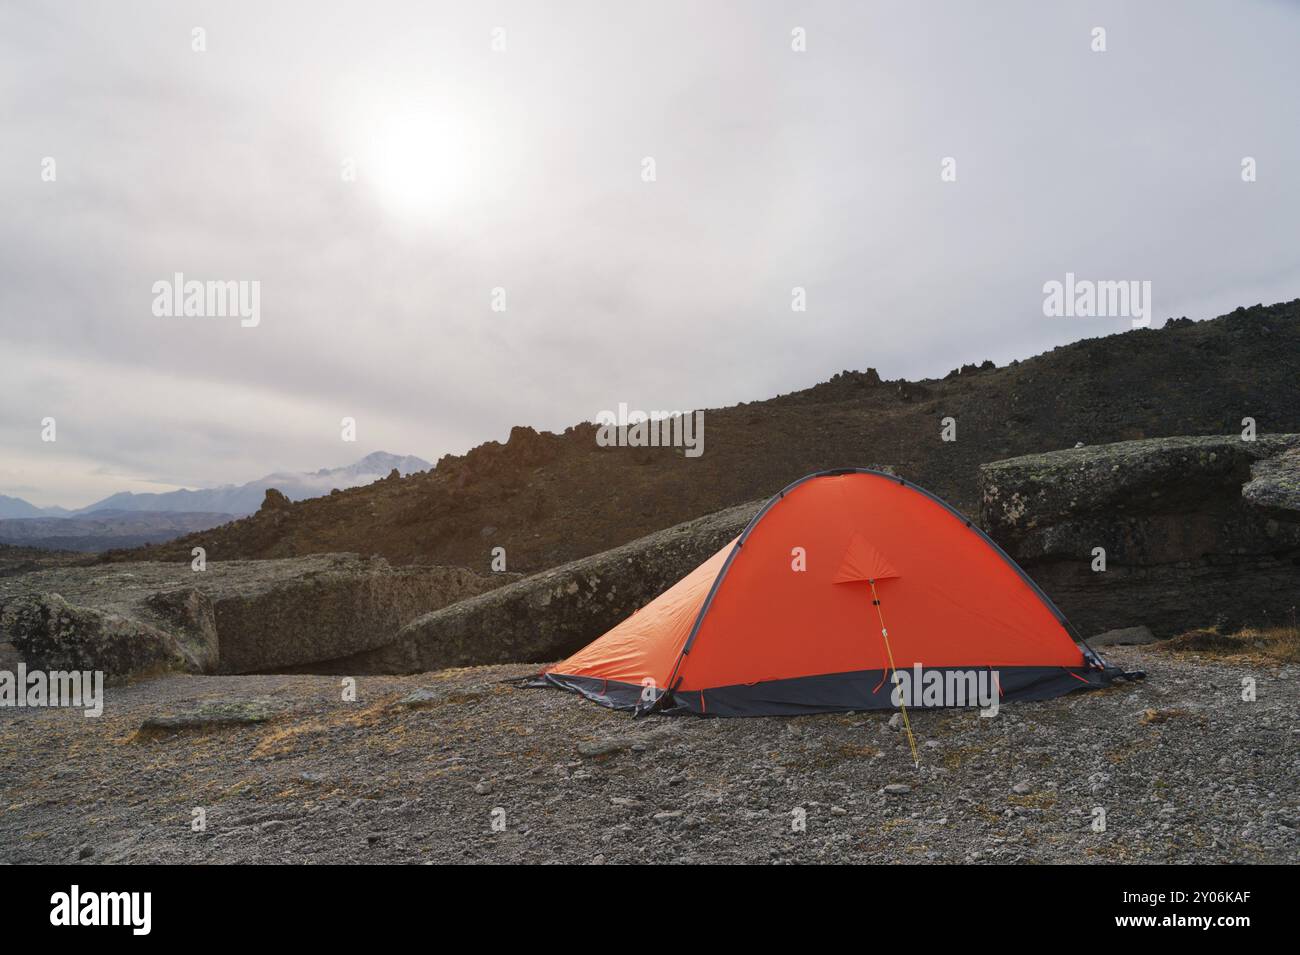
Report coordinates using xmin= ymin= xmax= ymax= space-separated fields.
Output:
xmin=0 ymin=495 xmax=69 ymax=519
xmin=68 ymin=452 xmax=431 ymax=516
xmin=0 ymin=452 xmax=431 ymax=550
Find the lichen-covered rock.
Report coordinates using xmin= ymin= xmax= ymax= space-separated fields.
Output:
xmin=981 ymin=435 xmax=1300 ymax=543
xmin=1 ymin=593 xmax=184 ymax=679
xmin=133 ymin=699 xmax=280 ymax=739
xmin=1243 ymin=446 xmax=1300 ymax=516
xmin=980 ymin=434 xmax=1300 ymax=637
xmin=341 ymin=500 xmax=765 ymax=673
xmin=0 ymin=555 xmax=511 ymax=678
xmin=203 ymin=560 xmax=511 ymax=673
xmin=142 ymin=587 xmax=219 ymax=672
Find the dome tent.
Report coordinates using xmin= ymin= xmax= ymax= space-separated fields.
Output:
xmin=535 ymin=469 xmax=1128 ymax=717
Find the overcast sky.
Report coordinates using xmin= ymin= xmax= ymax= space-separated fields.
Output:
xmin=2 ymin=0 xmax=1298 ymax=508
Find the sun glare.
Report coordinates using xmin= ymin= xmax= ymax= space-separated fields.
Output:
xmin=362 ymin=109 xmax=479 ymax=219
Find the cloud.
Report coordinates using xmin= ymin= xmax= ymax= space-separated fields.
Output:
xmin=2 ymin=0 xmax=1299 ymax=506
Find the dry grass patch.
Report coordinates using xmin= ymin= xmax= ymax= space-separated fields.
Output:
xmin=1008 ymin=791 xmax=1057 ymax=810
xmin=1158 ymin=625 xmax=1300 ymax=663
xmin=250 ymin=720 xmax=327 ymax=760
xmin=1138 ymin=707 xmax=1205 ymax=726
xmin=942 ymin=744 xmax=986 ymax=771
xmin=827 ymin=741 xmax=882 ymax=760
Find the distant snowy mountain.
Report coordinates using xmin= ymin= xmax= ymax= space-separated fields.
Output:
xmin=73 ymin=452 xmax=431 ymax=516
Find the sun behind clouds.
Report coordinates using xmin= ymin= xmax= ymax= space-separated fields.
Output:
xmin=359 ymin=106 xmax=481 ymax=219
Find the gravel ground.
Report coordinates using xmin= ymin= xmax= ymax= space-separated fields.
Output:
xmin=1 ymin=646 xmax=1296 ymax=864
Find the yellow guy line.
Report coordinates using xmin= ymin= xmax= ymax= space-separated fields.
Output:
xmin=869 ymin=578 xmax=919 ymax=769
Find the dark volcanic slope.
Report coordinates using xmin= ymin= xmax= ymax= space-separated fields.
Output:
xmin=114 ymin=300 xmax=1300 ymax=575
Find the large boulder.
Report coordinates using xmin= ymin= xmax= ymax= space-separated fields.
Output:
xmin=336 ymin=500 xmax=765 ymax=674
xmin=980 ymin=434 xmax=1300 ymax=637
xmin=0 ymin=555 xmax=510 ymax=679
xmin=2 ymin=593 xmax=184 ymax=678
xmin=199 ymin=560 xmax=508 ymax=674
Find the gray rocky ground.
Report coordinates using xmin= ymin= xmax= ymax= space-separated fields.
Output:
xmin=1 ymin=645 xmax=1294 ymax=864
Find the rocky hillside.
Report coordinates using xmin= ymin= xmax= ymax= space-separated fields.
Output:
xmin=112 ymin=299 xmax=1300 ymax=575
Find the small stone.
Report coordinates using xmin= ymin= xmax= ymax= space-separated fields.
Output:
xmin=396 ymin=685 xmax=487 ymax=708
xmin=654 ymin=810 xmax=684 ymax=821
xmin=1012 ymin=781 xmax=1032 ymax=795
xmin=887 ymin=713 xmax=902 ymax=731
xmin=474 ymin=780 xmax=493 ymax=795
xmin=134 ymin=699 xmax=277 ymax=739
xmin=884 ymin=783 xmax=911 ymax=795
xmin=830 ymin=806 xmax=848 ymax=815
xmin=396 ymin=688 xmax=445 ymax=708
xmin=577 ymin=739 xmax=627 ymax=758
xmin=77 ymin=845 xmax=94 ymax=860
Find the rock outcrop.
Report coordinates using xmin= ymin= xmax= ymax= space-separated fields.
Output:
xmin=2 ymin=593 xmax=184 ymax=678
xmin=0 ymin=555 xmax=510 ymax=679
xmin=331 ymin=500 xmax=765 ymax=674
xmin=980 ymin=434 xmax=1300 ymax=637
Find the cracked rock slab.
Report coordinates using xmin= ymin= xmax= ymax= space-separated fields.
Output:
xmin=980 ymin=434 xmax=1300 ymax=636
xmin=348 ymin=500 xmax=764 ymax=673
xmin=0 ymin=554 xmax=510 ymax=679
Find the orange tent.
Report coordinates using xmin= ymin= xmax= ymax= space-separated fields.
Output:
xmin=537 ymin=469 xmax=1125 ymax=716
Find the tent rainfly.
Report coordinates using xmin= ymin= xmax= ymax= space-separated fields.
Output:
xmin=533 ymin=469 xmax=1133 ymax=717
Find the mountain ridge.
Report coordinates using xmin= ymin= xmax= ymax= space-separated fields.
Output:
xmin=108 ymin=299 xmax=1300 ymax=574
xmin=2 ymin=451 xmax=432 ymax=519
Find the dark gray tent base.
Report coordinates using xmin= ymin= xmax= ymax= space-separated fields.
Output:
xmin=534 ymin=664 xmax=1130 ymax=717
